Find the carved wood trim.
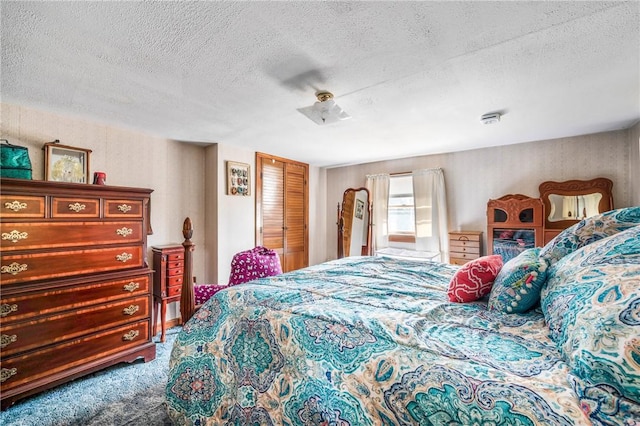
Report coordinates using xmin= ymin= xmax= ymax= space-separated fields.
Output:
xmin=538 ymin=178 xmax=613 ymax=230
xmin=487 ymin=194 xmax=544 ymax=227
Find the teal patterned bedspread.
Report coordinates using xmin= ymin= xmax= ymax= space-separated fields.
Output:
xmin=166 ymin=257 xmax=589 ymax=425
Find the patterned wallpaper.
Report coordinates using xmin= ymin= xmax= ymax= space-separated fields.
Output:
xmin=326 ymin=129 xmax=635 ymax=259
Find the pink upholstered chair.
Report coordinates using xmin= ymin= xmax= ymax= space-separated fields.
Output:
xmin=194 ymin=246 xmax=282 ymax=306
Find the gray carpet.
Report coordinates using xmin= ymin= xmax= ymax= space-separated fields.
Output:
xmin=0 ymin=327 xmax=180 ymax=426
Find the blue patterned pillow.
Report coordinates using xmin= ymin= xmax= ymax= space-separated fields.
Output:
xmin=539 ymin=206 xmax=640 ymax=265
xmin=487 ymin=248 xmax=548 ymax=313
xmin=540 ymin=225 xmax=640 ymax=404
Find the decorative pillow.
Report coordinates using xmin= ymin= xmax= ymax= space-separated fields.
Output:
xmin=447 ymin=255 xmax=503 ymax=303
xmin=539 ymin=206 xmax=640 ymax=265
xmin=487 ymin=248 xmax=548 ymax=313
xmin=540 ymin=225 xmax=640 ymax=404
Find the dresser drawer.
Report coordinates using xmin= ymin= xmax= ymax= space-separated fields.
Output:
xmin=167 ymin=266 xmax=184 ymax=278
xmin=449 ymin=245 xmax=480 ymax=255
xmin=449 ymin=231 xmax=481 ymax=242
xmin=104 ymin=199 xmax=143 ymax=218
xmin=167 ymin=275 xmax=183 ymax=287
xmin=449 ymin=239 xmax=480 ymax=250
xmin=0 ymin=245 xmax=144 ymax=285
xmin=51 ymin=197 xmax=101 ymax=218
xmin=0 ymin=195 xmax=45 ymax=219
xmin=167 ymin=285 xmax=182 ymax=297
xmin=168 ymin=253 xmax=184 ymax=261
xmin=0 ymin=320 xmax=149 ymax=393
xmin=1 ymin=295 xmax=150 ymax=357
xmin=0 ymin=221 xmax=143 ymax=252
xmin=450 ymin=252 xmax=480 ymax=263
xmin=167 ymin=259 xmax=184 ymax=269
xmin=0 ymin=274 xmax=150 ymax=323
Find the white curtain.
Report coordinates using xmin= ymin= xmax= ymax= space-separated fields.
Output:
xmin=412 ymin=168 xmax=449 ymax=262
xmin=366 ymin=173 xmax=390 ymax=253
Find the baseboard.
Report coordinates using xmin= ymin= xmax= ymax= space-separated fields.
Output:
xmin=153 ymin=317 xmax=182 ymax=336
xmin=166 ymin=317 xmax=183 ymax=329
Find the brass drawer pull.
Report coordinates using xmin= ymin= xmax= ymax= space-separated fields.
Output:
xmin=123 ymin=330 xmax=139 ymax=341
xmin=4 ymin=201 xmax=27 ymax=212
xmin=123 ymin=282 xmax=140 ymax=292
xmin=0 ymin=304 xmax=18 ymax=317
xmin=1 ymin=262 xmax=28 ymax=275
xmin=116 ymin=253 xmax=133 ymax=262
xmin=116 ymin=227 xmax=133 ymax=237
xmin=68 ymin=203 xmax=86 ymax=212
xmin=1 ymin=334 xmax=17 ymax=349
xmin=123 ymin=305 xmax=140 ymax=315
xmin=118 ymin=204 xmax=132 ymax=213
xmin=0 ymin=368 xmax=17 ymax=383
xmin=2 ymin=230 xmax=28 ymax=243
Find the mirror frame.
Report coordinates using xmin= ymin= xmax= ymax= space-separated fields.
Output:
xmin=539 ymin=178 xmax=613 ymax=230
xmin=337 ymin=187 xmax=372 ymax=258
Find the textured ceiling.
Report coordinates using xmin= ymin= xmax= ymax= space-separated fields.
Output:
xmin=2 ymin=1 xmax=639 ymax=167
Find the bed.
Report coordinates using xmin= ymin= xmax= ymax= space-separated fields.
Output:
xmin=166 ymin=208 xmax=640 ymax=425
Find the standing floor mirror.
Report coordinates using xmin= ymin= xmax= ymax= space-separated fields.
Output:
xmin=337 ymin=187 xmax=372 ymax=258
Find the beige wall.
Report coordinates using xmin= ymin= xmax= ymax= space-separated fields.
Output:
xmin=630 ymin=121 xmax=640 ymax=206
xmin=202 ymin=146 xmax=327 ymax=283
xmin=325 ymin=129 xmax=635 ymax=261
xmin=207 ymin=144 xmax=256 ymax=283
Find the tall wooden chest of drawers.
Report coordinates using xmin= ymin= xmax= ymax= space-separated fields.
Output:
xmin=0 ymin=178 xmax=155 ymax=409
xmin=449 ymin=231 xmax=483 ymax=265
xmin=152 ymin=244 xmax=185 ymax=343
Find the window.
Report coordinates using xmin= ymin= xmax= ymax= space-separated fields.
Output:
xmin=388 ymin=175 xmax=415 ymax=242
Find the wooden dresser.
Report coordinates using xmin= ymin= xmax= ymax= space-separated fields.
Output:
xmin=449 ymin=231 xmax=483 ymax=265
xmin=0 ymin=178 xmax=155 ymax=409
xmin=152 ymin=244 xmax=184 ymax=343
xmin=487 ymin=194 xmax=544 ymax=262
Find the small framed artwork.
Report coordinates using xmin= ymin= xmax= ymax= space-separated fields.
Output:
xmin=355 ymin=199 xmax=364 ymax=219
xmin=227 ymin=161 xmax=251 ymax=196
xmin=44 ymin=142 xmax=92 ymax=183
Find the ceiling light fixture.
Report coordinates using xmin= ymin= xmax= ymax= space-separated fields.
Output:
xmin=481 ymin=112 xmax=501 ymax=125
xmin=298 ymin=91 xmax=351 ymax=125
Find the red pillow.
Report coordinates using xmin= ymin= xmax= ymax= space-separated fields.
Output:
xmin=447 ymin=255 xmax=503 ymax=303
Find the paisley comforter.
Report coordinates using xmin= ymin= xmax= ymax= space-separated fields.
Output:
xmin=166 ymin=256 xmax=592 ymax=425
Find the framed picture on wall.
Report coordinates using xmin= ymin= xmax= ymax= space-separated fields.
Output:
xmin=355 ymin=199 xmax=364 ymax=219
xmin=227 ymin=161 xmax=251 ymax=196
xmin=43 ymin=141 xmax=92 ymax=184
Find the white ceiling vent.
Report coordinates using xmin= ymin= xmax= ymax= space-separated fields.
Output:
xmin=481 ymin=112 xmax=501 ymax=125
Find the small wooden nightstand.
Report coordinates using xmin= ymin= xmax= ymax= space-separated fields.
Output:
xmin=449 ymin=231 xmax=483 ymax=265
xmin=152 ymin=245 xmax=184 ymax=342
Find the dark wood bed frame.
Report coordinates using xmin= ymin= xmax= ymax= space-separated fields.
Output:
xmin=180 ymin=217 xmax=196 ymax=322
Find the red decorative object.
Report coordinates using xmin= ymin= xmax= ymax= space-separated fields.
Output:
xmin=447 ymin=255 xmax=503 ymax=303
xmin=93 ymin=171 xmax=106 ymax=185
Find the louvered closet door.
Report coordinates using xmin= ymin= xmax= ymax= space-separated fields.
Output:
xmin=284 ymin=163 xmax=307 ymax=271
xmin=256 ymin=153 xmax=308 ymax=273
xmin=259 ymin=158 xmax=285 ymax=260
